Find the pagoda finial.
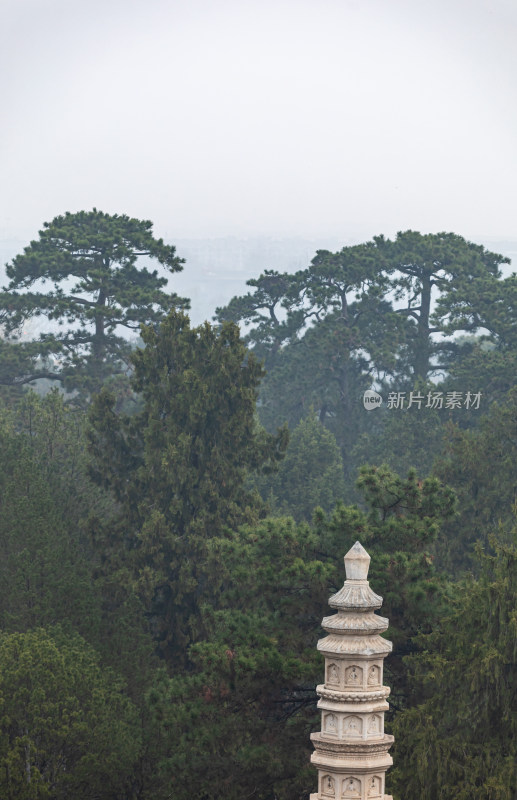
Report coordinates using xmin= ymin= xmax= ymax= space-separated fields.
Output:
xmin=344 ymin=541 xmax=370 ymax=581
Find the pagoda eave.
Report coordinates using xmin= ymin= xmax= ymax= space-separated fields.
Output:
xmin=311 ymin=732 xmax=395 ymax=756
xmin=321 ymin=612 xmax=389 ymax=635
xmin=317 ymin=698 xmax=389 ymax=715
xmin=311 ymin=749 xmax=393 ymax=772
xmin=317 ymin=634 xmax=392 ymax=657
xmin=329 ymin=581 xmax=383 ymax=610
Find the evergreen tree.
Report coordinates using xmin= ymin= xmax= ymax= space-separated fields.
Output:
xmin=217 ymin=232 xmax=508 ymax=474
xmin=217 ymin=243 xmax=403 ymax=472
xmin=0 ymin=338 xmax=51 ymax=398
xmin=147 ymin=515 xmax=333 ymax=800
xmin=215 ymin=269 xmax=301 ymax=370
xmin=373 ymin=230 xmax=508 ymax=380
xmin=256 ymin=310 xmax=385 ymax=468
xmin=391 ymin=535 xmax=517 ymax=800
xmin=341 ymin=465 xmax=456 ymax=706
xmin=0 ymin=391 xmax=160 ymax=711
xmin=0 ymin=627 xmax=140 ymax=800
xmin=88 ymin=310 xmax=288 ymax=665
xmin=0 ymin=392 xmax=105 ymax=635
xmin=351 ymin=388 xmax=447 ymax=482
xmin=0 ymin=209 xmax=188 ymax=395
xmin=254 ymin=411 xmax=347 ymax=520
xmin=433 ymin=388 xmax=517 ymax=572
xmin=144 ymin=466 xmax=455 ymax=799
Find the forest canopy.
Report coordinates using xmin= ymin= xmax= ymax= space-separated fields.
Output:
xmin=0 ymin=214 xmax=515 ymax=799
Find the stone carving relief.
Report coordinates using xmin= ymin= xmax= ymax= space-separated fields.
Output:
xmin=324 ymin=713 xmax=338 ymax=735
xmin=367 ymin=664 xmax=380 ymax=686
xmin=327 ymin=662 xmax=340 ymax=685
xmin=345 ymin=665 xmax=363 ymax=686
xmin=367 ymin=714 xmax=381 ymax=735
xmin=342 ymin=776 xmax=361 ymax=797
xmin=322 ymin=774 xmax=335 ymax=796
xmin=367 ymin=776 xmax=382 ymax=797
xmin=343 ymin=715 xmax=362 ymax=737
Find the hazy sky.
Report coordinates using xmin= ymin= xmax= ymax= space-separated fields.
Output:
xmin=2 ymin=0 xmax=516 ymax=244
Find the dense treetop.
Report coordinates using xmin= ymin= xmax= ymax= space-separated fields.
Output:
xmin=1 ymin=209 xmax=188 ymax=394
xmin=0 ymin=215 xmax=515 ymax=798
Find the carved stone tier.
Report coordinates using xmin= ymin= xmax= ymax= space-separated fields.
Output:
xmin=321 ymin=612 xmax=389 ymax=635
xmin=318 ymin=634 xmax=392 ymax=657
xmin=311 ymin=741 xmax=393 ymax=771
xmin=317 ymin=687 xmax=390 ymax=703
xmin=311 ymin=732 xmax=395 ymax=757
xmin=329 ymin=582 xmax=383 ymax=611
xmin=310 ymin=542 xmax=394 ymax=800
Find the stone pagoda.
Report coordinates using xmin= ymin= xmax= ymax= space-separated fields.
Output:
xmin=310 ymin=541 xmax=394 ymax=800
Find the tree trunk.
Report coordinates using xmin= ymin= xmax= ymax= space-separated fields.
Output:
xmin=415 ymin=273 xmax=432 ymax=379
xmin=92 ymin=287 xmax=107 ymax=362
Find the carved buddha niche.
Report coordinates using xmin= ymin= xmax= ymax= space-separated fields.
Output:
xmin=321 ymin=774 xmax=335 ymax=796
xmin=367 ymin=776 xmax=382 ymax=797
xmin=345 ymin=665 xmax=363 ymax=686
xmin=367 ymin=714 xmax=381 ymax=735
xmin=343 ymin=715 xmax=362 ymax=737
xmin=324 ymin=713 xmax=338 ymax=735
xmin=367 ymin=664 xmax=380 ymax=686
xmin=327 ymin=662 xmax=340 ymax=685
xmin=342 ymin=776 xmax=361 ymax=797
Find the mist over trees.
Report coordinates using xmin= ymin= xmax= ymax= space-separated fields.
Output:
xmin=0 ymin=213 xmax=515 ymax=799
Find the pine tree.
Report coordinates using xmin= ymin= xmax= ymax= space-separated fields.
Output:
xmin=391 ymin=535 xmax=517 ymax=800
xmin=1 ymin=209 xmax=188 ymax=395
xmin=147 ymin=464 xmax=456 ymax=800
xmin=433 ymin=387 xmax=517 ymax=572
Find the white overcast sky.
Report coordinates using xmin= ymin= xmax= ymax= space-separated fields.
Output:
xmin=1 ymin=0 xmax=516 ymax=245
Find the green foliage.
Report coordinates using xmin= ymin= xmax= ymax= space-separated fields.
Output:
xmin=0 ymin=391 xmax=159 ymax=709
xmin=351 ymin=394 xmax=446 ymax=481
xmin=0 ymin=391 xmax=105 ymax=634
xmin=373 ymin=230 xmax=508 ymax=380
xmin=356 ymin=464 xmax=456 ymax=547
xmin=391 ymin=536 xmax=517 ymax=799
xmin=0 ymin=626 xmax=140 ymax=800
xmin=216 ymin=231 xmax=508 ymax=475
xmin=342 ymin=466 xmax=455 ymax=704
xmin=1 ymin=209 xmax=188 ymax=395
xmin=147 ymin=516 xmax=332 ymax=800
xmin=88 ymin=311 xmax=288 ymax=664
xmin=433 ymin=388 xmax=517 ymax=571
xmin=215 ymin=269 xmax=301 ymax=369
xmin=0 ymin=338 xmax=51 ymax=397
xmin=0 ymin=222 xmax=515 ymax=799
xmin=142 ymin=464 xmax=455 ymax=799
xmin=256 ymin=312 xmax=378 ymax=472
xmin=216 ymin=243 xmax=404 ymax=468
xmin=83 ymin=300 xmax=458 ymax=794
xmin=443 ymin=335 xmax=517 ymax=413
xmin=254 ymin=412 xmax=346 ymax=520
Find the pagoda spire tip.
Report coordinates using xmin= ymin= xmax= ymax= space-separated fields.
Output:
xmin=344 ymin=541 xmax=370 ymax=580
